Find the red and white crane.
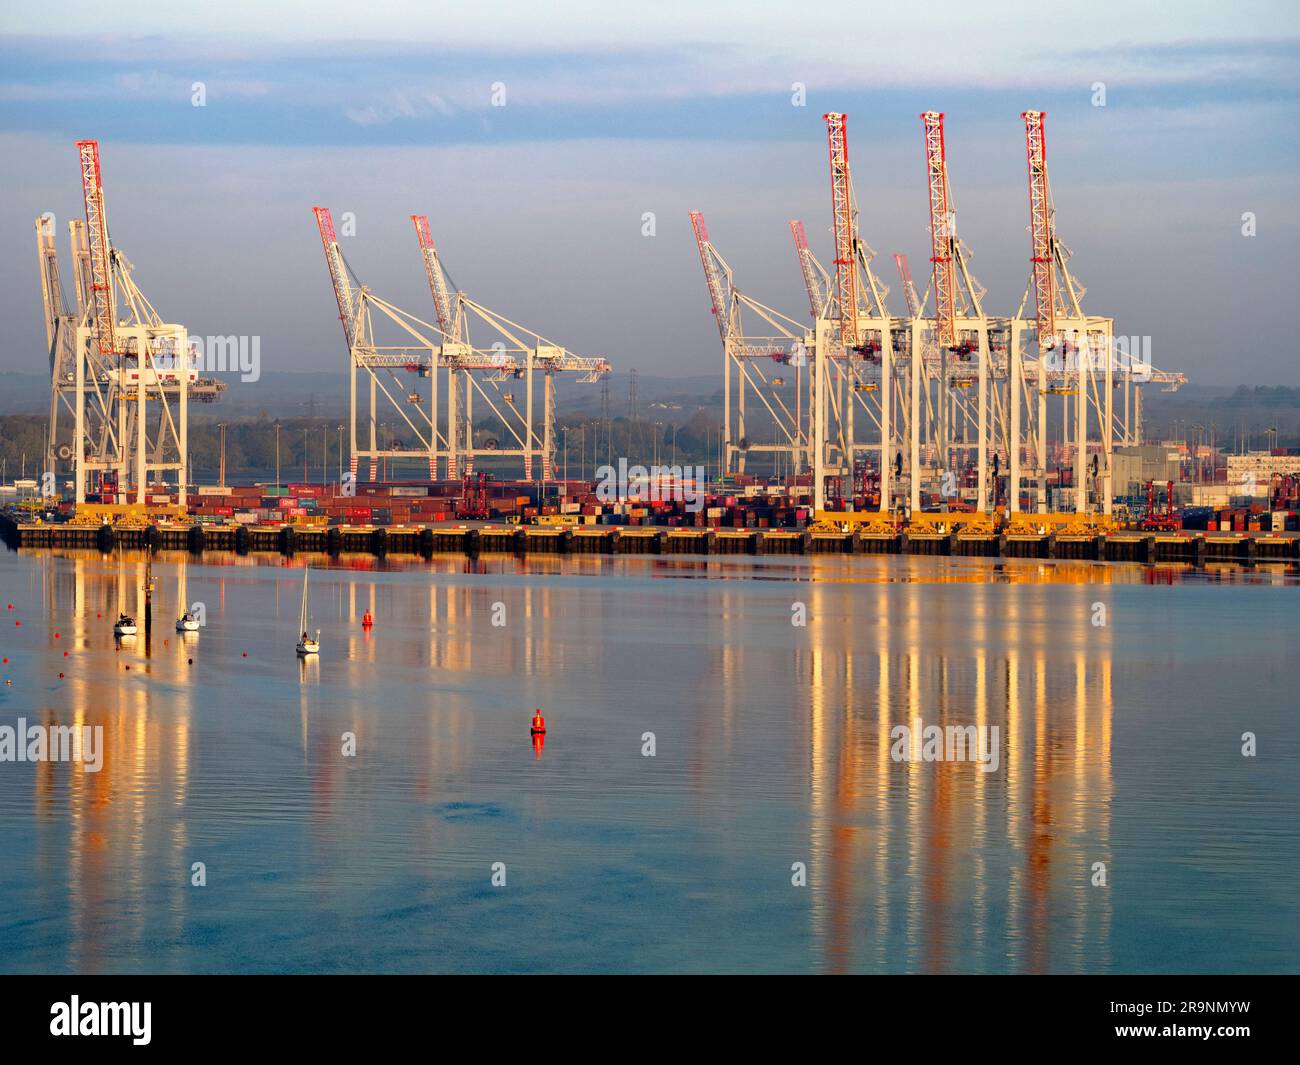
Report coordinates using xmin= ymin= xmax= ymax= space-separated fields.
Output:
xmin=790 ymin=219 xmax=835 ymax=322
xmin=76 ymin=140 xmax=117 ymax=358
xmin=1012 ymin=111 xmax=1113 ymax=514
xmin=47 ymin=140 xmax=219 ymax=507
xmin=818 ymin=113 xmax=896 ymax=513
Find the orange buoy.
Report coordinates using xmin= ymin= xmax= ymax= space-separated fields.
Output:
xmin=530 ymin=709 xmax=546 ymax=736
xmin=362 ymin=610 xmax=373 ymax=628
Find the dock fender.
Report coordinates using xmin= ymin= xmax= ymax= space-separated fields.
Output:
xmin=234 ymin=525 xmax=251 ymax=554
xmin=326 ymin=527 xmax=342 ymax=555
xmin=370 ymin=527 xmax=388 ymax=556
xmin=187 ymin=524 xmax=205 ymax=554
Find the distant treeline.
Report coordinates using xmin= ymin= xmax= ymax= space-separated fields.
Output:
xmin=5 ymin=385 xmax=1296 ymax=483
xmin=0 ymin=410 xmax=731 ymax=483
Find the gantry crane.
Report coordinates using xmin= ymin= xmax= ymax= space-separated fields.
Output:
xmin=44 ymin=141 xmax=223 ymax=508
xmin=1008 ymin=111 xmax=1116 ymax=515
xmin=313 ymin=206 xmax=609 ymax=484
xmin=689 ymin=210 xmax=811 ymax=478
xmin=696 ymin=110 xmax=1191 ymax=523
xmin=410 ymin=214 xmax=609 ymax=480
xmin=918 ymin=111 xmax=1005 ymax=512
xmin=818 ymin=113 xmax=900 ymax=513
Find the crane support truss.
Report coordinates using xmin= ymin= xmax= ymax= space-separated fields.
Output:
xmin=76 ymin=140 xmax=117 ymax=357
xmin=823 ymin=113 xmax=859 ymax=350
xmin=922 ymin=112 xmax=959 ymax=350
xmin=1022 ymin=111 xmax=1056 ymax=351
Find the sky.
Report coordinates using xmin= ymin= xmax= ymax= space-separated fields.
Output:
xmin=1 ymin=0 xmax=1298 ymax=389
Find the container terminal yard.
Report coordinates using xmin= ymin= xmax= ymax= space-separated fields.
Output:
xmin=9 ymin=120 xmax=1299 ymax=568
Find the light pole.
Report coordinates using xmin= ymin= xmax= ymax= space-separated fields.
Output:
xmin=337 ymin=426 xmax=344 ymax=484
xmin=274 ymin=421 xmax=281 ymax=492
xmin=561 ymin=427 xmax=570 ymax=484
xmin=218 ymin=423 xmax=227 ymax=488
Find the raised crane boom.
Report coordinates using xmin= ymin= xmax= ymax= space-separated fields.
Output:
xmin=921 ymin=112 xmax=959 ymax=350
xmin=312 ymin=206 xmax=358 ymax=348
xmin=689 ymin=210 xmax=733 ymax=343
xmin=74 ymin=140 xmax=117 ymax=356
xmin=789 ymin=219 xmax=830 ymax=321
xmin=823 ymin=113 xmax=858 ymax=350
xmin=1021 ymin=110 xmax=1056 ymax=351
xmin=411 ymin=214 xmax=455 ymax=338
xmin=893 ymin=253 xmax=921 ymax=320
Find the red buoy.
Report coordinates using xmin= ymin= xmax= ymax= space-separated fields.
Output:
xmin=362 ymin=610 xmax=373 ymax=629
xmin=530 ymin=709 xmax=546 ymax=736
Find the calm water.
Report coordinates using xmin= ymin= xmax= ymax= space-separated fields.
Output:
xmin=0 ymin=547 xmax=1296 ymax=974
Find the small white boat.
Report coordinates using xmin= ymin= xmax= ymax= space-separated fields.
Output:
xmin=113 ymin=614 xmax=138 ymax=637
xmin=295 ymin=569 xmax=320 ymax=656
xmin=176 ymin=613 xmax=200 ymax=632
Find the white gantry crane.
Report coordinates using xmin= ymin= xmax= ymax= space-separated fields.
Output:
xmin=410 ymin=213 xmax=609 ymax=480
xmin=1008 ymin=110 xmax=1119 ymax=515
xmin=312 ymin=206 xmax=609 ymax=484
xmin=915 ymin=110 xmax=1008 ymax=513
xmin=689 ymin=210 xmax=812 ymax=480
xmin=42 ymin=141 xmax=223 ymax=508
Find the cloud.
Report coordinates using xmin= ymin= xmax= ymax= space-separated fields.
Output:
xmin=345 ymin=91 xmax=456 ymax=126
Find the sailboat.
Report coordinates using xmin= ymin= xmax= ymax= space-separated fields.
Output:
xmin=176 ymin=567 xmax=199 ymax=631
xmin=295 ymin=568 xmax=320 ymax=656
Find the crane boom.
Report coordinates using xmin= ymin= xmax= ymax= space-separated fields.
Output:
xmin=921 ymin=112 xmax=958 ymax=349
xmin=36 ymin=215 xmax=66 ymax=352
xmin=411 ymin=214 xmax=455 ymax=338
xmin=893 ymin=253 xmax=921 ymax=319
xmin=689 ymin=210 xmax=731 ymax=342
xmin=823 ymin=112 xmax=858 ymax=350
xmin=74 ymin=139 xmax=117 ymax=356
xmin=789 ymin=220 xmax=824 ymax=321
xmin=1022 ymin=110 xmax=1056 ymax=350
xmin=312 ymin=206 xmax=358 ymax=348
